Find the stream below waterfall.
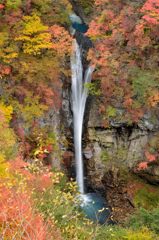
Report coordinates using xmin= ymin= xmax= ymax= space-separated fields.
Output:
xmin=80 ymin=193 xmax=111 ymax=224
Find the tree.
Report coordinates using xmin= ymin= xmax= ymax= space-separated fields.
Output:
xmin=15 ymin=14 xmax=52 ymax=55
xmin=0 ymin=101 xmax=17 ymax=180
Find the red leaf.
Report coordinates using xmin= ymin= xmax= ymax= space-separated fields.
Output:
xmin=0 ymin=4 xmax=4 ymax=10
xmin=138 ymin=162 xmax=148 ymax=170
xmin=145 ymin=151 xmax=156 ymax=162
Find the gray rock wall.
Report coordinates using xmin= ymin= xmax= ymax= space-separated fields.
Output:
xmin=84 ymin=98 xmax=159 ymax=188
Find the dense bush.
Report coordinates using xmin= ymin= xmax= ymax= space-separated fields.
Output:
xmin=134 ymin=187 xmax=159 ymax=210
xmin=129 ymin=208 xmax=159 ymax=234
xmin=35 ymin=173 xmax=95 ymax=240
xmin=95 ymin=226 xmax=157 ymax=240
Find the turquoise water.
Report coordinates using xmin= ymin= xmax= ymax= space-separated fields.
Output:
xmin=80 ymin=193 xmax=111 ymax=224
xmin=72 ymin=22 xmax=88 ymax=33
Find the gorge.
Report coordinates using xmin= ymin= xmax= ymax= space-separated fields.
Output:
xmin=0 ymin=0 xmax=159 ymax=239
xmin=62 ymin=3 xmax=159 ymax=224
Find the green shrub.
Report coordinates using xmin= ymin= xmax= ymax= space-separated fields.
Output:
xmin=107 ymin=105 xmax=117 ymax=118
xmin=85 ymin=82 xmax=101 ymax=96
xmin=77 ymin=0 xmax=94 ymax=15
xmin=129 ymin=208 xmax=159 ymax=234
xmin=101 ymin=150 xmax=110 ymax=163
xmin=126 ymin=228 xmax=158 ymax=240
xmin=134 ymin=188 xmax=159 ymax=210
xmin=95 ymin=226 xmax=127 ymax=240
xmin=130 ymin=68 xmax=158 ymax=104
xmin=6 ymin=0 xmax=22 ymax=10
xmin=34 ymin=172 xmax=94 ymax=240
xmin=95 ymin=226 xmax=157 ymax=240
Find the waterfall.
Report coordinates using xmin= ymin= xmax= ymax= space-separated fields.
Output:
xmin=71 ymin=39 xmax=94 ymax=193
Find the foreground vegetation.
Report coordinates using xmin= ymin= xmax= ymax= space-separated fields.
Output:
xmin=0 ymin=151 xmax=159 ymax=239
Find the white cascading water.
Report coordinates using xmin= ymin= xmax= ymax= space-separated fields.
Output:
xmin=71 ymin=39 xmax=94 ymax=193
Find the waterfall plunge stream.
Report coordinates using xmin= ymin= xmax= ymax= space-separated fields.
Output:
xmin=71 ymin=39 xmax=94 ymax=193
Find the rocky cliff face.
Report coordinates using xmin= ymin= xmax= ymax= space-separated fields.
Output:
xmin=84 ymin=97 xmax=159 ymax=189
xmin=80 ymin=97 xmax=159 ymax=222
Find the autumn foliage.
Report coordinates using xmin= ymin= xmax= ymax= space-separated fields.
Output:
xmin=0 ymin=0 xmax=72 ymax=160
xmin=0 ymin=0 xmax=159 ymax=238
xmin=0 ymin=185 xmax=48 ymax=240
xmin=0 ymin=151 xmax=62 ymax=239
xmin=0 ymin=1 xmax=72 ymax=238
xmin=87 ymin=0 xmax=159 ymax=125
xmin=137 ymin=133 xmax=159 ymax=171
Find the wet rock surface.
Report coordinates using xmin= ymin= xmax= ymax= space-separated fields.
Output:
xmin=135 ymin=165 xmax=159 ymax=185
xmin=102 ymin=169 xmax=135 ymax=223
